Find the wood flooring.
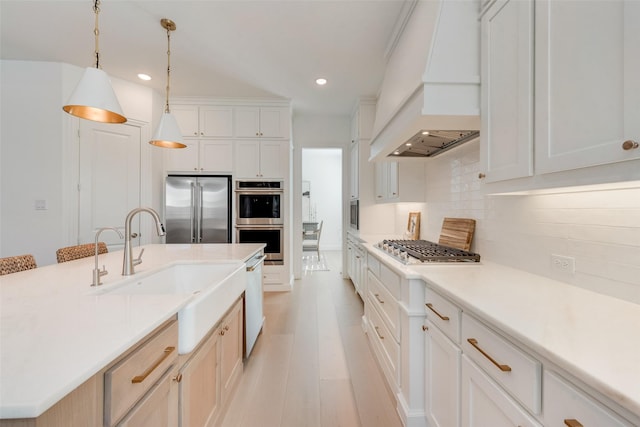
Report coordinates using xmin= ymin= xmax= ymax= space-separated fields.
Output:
xmin=219 ymin=251 xmax=403 ymax=427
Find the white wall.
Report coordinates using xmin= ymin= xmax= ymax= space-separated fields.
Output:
xmin=0 ymin=60 xmax=161 ymax=266
xmin=302 ymin=148 xmax=342 ymax=250
xmin=395 ymin=139 xmax=640 ymax=304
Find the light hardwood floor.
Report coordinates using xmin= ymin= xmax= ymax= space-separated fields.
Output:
xmin=219 ymin=251 xmax=403 ymax=427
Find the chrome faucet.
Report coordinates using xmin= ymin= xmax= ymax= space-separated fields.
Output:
xmin=122 ymin=207 xmax=166 ymax=276
xmin=92 ymin=227 xmax=124 ymax=286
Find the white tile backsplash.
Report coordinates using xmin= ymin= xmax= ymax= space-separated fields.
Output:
xmin=408 ymin=139 xmax=640 ymax=304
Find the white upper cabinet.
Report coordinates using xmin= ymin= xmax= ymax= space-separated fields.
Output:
xmin=164 ymin=140 xmax=233 ymax=173
xmin=234 ymin=140 xmax=289 ymax=179
xmin=172 ymin=105 xmax=233 ymax=138
xmin=480 ymin=0 xmax=534 ymax=182
xmin=234 ymin=107 xmax=290 ymax=139
xmin=349 ymin=142 xmax=359 ymax=200
xmin=535 ymin=0 xmax=640 ymax=174
xmin=374 ymin=160 xmax=425 ymax=203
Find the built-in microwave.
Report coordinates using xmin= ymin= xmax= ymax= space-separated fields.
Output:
xmin=350 ymin=199 xmax=359 ymax=230
xmin=235 ymin=181 xmax=284 ymax=225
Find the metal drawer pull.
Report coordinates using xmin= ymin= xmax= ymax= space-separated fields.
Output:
xmin=374 ymin=293 xmax=385 ymax=304
xmin=374 ymin=326 xmax=384 ymax=340
xmin=131 ymin=346 xmax=175 ymax=383
xmin=564 ymin=420 xmax=583 ymax=427
xmin=467 ymin=338 xmax=511 ymax=372
xmin=426 ymin=303 xmax=449 ymax=321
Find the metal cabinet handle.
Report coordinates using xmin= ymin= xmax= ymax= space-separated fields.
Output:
xmin=422 ymin=325 xmax=429 ymax=331
xmin=173 ymin=373 xmax=183 ymax=383
xmin=478 ymin=173 xmax=486 ymax=179
xmin=374 ymin=293 xmax=384 ymax=304
xmin=622 ymin=140 xmax=639 ymax=150
xmin=426 ymin=303 xmax=449 ymax=321
xmin=374 ymin=326 xmax=384 ymax=340
xmin=131 ymin=346 xmax=175 ymax=383
xmin=467 ymin=338 xmax=511 ymax=372
xmin=564 ymin=420 xmax=583 ymax=427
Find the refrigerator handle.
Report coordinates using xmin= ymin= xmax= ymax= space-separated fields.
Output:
xmin=198 ymin=184 xmax=204 ymax=242
xmin=190 ymin=182 xmax=196 ymax=243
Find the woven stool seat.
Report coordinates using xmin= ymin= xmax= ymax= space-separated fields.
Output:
xmin=56 ymin=242 xmax=108 ymax=263
xmin=0 ymin=254 xmax=37 ymax=275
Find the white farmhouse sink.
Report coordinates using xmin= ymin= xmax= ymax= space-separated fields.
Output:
xmin=102 ymin=262 xmax=247 ymax=354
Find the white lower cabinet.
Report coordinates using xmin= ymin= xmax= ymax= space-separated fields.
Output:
xmin=424 ymin=319 xmax=461 ymax=427
xmin=461 ymin=356 xmax=542 ymax=427
xmin=543 ymin=370 xmax=634 ymax=427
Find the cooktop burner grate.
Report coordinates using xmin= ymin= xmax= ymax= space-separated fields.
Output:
xmin=380 ymin=239 xmax=481 ymax=263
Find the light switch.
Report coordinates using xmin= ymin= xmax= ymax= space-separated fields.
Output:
xmin=35 ymin=199 xmax=47 ymax=210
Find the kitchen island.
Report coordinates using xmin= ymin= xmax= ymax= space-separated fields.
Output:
xmin=0 ymin=243 xmax=264 ymax=423
xmin=356 ymin=236 xmax=640 ymax=427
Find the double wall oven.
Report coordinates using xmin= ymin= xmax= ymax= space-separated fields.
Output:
xmin=235 ymin=181 xmax=284 ymax=264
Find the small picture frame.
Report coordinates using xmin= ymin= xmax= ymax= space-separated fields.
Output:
xmin=407 ymin=212 xmax=421 ymax=240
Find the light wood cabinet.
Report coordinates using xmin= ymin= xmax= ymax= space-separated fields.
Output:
xmin=172 ymin=105 xmax=233 ymax=138
xmin=164 ymin=140 xmax=233 ymax=173
xmin=178 ymin=297 xmax=243 ymax=427
xmin=480 ymin=0 xmax=534 ymax=182
xmin=234 ymin=106 xmax=289 ymax=139
xmin=534 ymin=0 xmax=640 ymax=174
xmin=234 ymin=139 xmax=288 ymax=179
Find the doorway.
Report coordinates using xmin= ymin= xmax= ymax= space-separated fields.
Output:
xmin=301 ymin=148 xmax=342 ymax=271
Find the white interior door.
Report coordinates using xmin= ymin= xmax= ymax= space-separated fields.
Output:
xmin=79 ymin=121 xmax=141 ymax=251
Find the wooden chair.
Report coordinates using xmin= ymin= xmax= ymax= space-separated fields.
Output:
xmin=0 ymin=254 xmax=37 ymax=275
xmin=56 ymin=242 xmax=108 ymax=263
xmin=302 ymin=220 xmax=323 ymax=258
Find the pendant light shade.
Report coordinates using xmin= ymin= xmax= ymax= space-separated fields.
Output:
xmin=63 ymin=67 xmax=126 ymax=123
xmin=150 ymin=18 xmax=186 ymax=149
xmin=63 ymin=0 xmax=126 ymax=124
xmin=150 ymin=112 xmax=185 ymax=148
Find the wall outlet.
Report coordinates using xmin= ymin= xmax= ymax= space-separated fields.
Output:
xmin=551 ymin=254 xmax=575 ymax=274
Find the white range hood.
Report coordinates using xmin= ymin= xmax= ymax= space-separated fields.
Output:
xmin=369 ymin=0 xmax=481 ymax=161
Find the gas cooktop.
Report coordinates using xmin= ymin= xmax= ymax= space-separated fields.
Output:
xmin=376 ymin=239 xmax=481 ymax=264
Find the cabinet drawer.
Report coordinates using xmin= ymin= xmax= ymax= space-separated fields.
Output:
xmin=368 ymin=271 xmax=400 ymax=341
xmin=461 ymin=313 xmax=541 ymax=414
xmin=105 ymin=320 xmax=179 ymax=426
xmin=367 ymin=253 xmax=380 ymax=278
xmin=367 ymin=300 xmax=399 ymax=388
xmin=543 ymin=370 xmax=634 ymax=427
xmin=424 ymin=287 xmax=461 ymax=343
xmin=379 ymin=263 xmax=400 ymax=299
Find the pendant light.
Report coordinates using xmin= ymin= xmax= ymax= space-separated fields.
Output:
xmin=150 ymin=19 xmax=186 ymax=148
xmin=63 ymin=0 xmax=126 ymax=123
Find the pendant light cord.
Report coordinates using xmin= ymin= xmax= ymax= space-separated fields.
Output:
xmin=165 ymin=25 xmax=172 ymax=113
xmin=93 ymin=0 xmax=101 ymax=69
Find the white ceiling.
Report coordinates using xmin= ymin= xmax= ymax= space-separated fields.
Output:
xmin=0 ymin=0 xmax=410 ymax=116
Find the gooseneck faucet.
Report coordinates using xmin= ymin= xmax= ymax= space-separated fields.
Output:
xmin=122 ymin=207 xmax=166 ymax=276
xmin=92 ymin=227 xmax=124 ymax=286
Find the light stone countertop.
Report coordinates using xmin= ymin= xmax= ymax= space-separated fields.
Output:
xmin=0 ymin=243 xmax=263 ymax=419
xmin=364 ymin=243 xmax=640 ymax=421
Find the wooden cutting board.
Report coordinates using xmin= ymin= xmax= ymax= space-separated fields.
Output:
xmin=438 ymin=218 xmax=476 ymax=251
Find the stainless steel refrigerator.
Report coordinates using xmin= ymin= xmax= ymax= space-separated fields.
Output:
xmin=165 ymin=175 xmax=232 ymax=243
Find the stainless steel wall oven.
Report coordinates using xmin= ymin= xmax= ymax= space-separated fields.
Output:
xmin=236 ymin=226 xmax=283 ymax=265
xmin=235 ymin=181 xmax=284 ymax=225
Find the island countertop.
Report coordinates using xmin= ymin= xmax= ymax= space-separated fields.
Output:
xmin=0 ymin=243 xmax=263 ymax=419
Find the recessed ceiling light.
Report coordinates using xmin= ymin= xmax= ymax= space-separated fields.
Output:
xmin=406 ymin=142 xmax=412 ymax=147
xmin=138 ymin=73 xmax=152 ymax=81
xmin=393 ymin=151 xmax=400 ymax=155
xmin=421 ymin=131 xmax=429 ymax=135
xmin=315 ymin=78 xmax=327 ymax=86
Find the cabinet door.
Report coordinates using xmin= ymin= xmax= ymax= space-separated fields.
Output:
xmin=543 ymin=370 xmax=634 ymax=427
xmin=220 ymin=299 xmax=244 ymax=399
xmin=234 ymin=140 xmax=261 ymax=178
xmin=259 ymin=140 xmax=288 ymax=179
xmin=535 ymin=0 xmax=640 ymax=173
xmin=480 ymin=0 xmax=534 ymax=182
xmin=425 ymin=320 xmax=461 ymax=427
xmin=164 ymin=140 xmax=199 ymax=172
xmin=172 ymin=105 xmax=200 ymax=137
xmin=258 ymin=107 xmax=289 ymax=138
xmin=234 ymin=107 xmax=261 ymax=137
xmin=350 ymin=142 xmax=359 ymax=200
xmin=200 ymin=140 xmax=233 ymax=172
xmin=179 ymin=328 xmax=220 ymax=427
xmin=461 ymin=356 xmax=541 ymax=427
xmin=117 ymin=367 xmax=179 ymax=427
xmin=200 ymin=106 xmax=233 ymax=138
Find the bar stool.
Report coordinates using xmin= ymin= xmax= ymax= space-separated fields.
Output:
xmin=56 ymin=242 xmax=108 ymax=263
xmin=0 ymin=254 xmax=37 ymax=275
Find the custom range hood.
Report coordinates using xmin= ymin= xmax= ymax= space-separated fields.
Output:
xmin=369 ymin=0 xmax=481 ymax=160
